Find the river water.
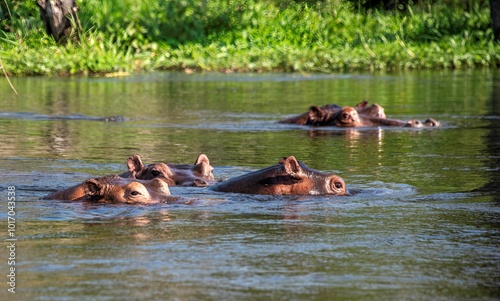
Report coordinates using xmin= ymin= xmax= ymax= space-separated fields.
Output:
xmin=0 ymin=70 xmax=499 ymax=300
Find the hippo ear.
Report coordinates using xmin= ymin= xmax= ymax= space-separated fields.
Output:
xmin=354 ymin=100 xmax=369 ymax=109
xmin=193 ymin=154 xmax=214 ymax=178
xmin=194 ymin=154 xmax=210 ymax=165
xmin=82 ymin=179 xmax=103 ymax=197
xmin=282 ymin=156 xmax=302 ymax=175
xmin=127 ymin=154 xmax=145 ymax=178
xmin=307 ymin=106 xmax=324 ymax=122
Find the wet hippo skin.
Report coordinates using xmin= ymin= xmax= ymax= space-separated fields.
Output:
xmin=121 ymin=153 xmax=215 ymax=187
xmin=42 ymin=175 xmax=179 ymax=204
xmin=212 ymin=156 xmax=346 ymax=195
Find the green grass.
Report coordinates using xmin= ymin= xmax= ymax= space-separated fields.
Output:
xmin=0 ymin=0 xmax=498 ymax=75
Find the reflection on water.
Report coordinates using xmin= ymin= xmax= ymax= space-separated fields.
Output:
xmin=0 ymin=70 xmax=499 ymax=300
xmin=477 ymin=70 xmax=500 ymax=202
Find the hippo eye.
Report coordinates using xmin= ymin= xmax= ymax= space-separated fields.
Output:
xmin=151 ymin=170 xmax=161 ymax=177
xmin=130 ymin=191 xmax=141 ymax=196
xmin=342 ymin=113 xmax=349 ymax=119
xmin=334 ymin=181 xmax=343 ymax=189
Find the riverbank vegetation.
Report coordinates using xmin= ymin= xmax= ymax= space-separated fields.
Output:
xmin=1 ymin=0 xmax=498 ymax=76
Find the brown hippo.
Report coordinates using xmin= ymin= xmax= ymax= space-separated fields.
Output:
xmin=278 ymin=100 xmax=386 ymax=126
xmin=212 ymin=156 xmax=346 ymax=195
xmin=304 ymin=106 xmax=441 ymax=128
xmin=121 ymin=154 xmax=215 ymax=187
xmin=279 ymin=101 xmax=440 ymax=128
xmin=42 ymin=175 xmax=179 ymax=204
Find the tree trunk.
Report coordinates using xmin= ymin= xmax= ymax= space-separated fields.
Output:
xmin=36 ymin=0 xmax=81 ymax=43
xmin=491 ymin=0 xmax=500 ymax=41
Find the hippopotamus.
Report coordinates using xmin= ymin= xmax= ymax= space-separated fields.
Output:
xmin=282 ymin=104 xmax=440 ymax=128
xmin=212 ymin=156 xmax=346 ymax=195
xmin=278 ymin=100 xmax=386 ymax=126
xmin=121 ymin=154 xmax=215 ymax=187
xmin=279 ymin=101 xmax=441 ymax=128
xmin=42 ymin=175 xmax=179 ymax=204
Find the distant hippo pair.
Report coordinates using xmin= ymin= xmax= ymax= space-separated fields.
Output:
xmin=279 ymin=100 xmax=440 ymax=128
xmin=43 ymin=155 xmax=346 ymax=204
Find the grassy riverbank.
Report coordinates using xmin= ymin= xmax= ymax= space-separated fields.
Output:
xmin=1 ymin=0 xmax=498 ymax=76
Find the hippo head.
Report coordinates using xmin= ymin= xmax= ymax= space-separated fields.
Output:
xmin=126 ymin=154 xmax=214 ymax=187
xmin=82 ymin=176 xmax=171 ymax=204
xmin=275 ymin=156 xmax=346 ymax=195
xmin=333 ymin=107 xmax=361 ymax=127
xmin=354 ymin=100 xmax=386 ymax=118
xmin=213 ymin=156 xmax=346 ymax=195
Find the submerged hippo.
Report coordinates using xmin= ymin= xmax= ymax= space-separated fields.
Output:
xmin=278 ymin=100 xmax=386 ymax=126
xmin=212 ymin=156 xmax=346 ymax=195
xmin=42 ymin=175 xmax=179 ymax=204
xmin=121 ymin=154 xmax=215 ymax=187
xmin=279 ymin=101 xmax=440 ymax=128
xmin=332 ymin=107 xmax=442 ymax=128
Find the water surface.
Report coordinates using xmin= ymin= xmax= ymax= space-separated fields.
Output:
xmin=0 ymin=70 xmax=499 ymax=300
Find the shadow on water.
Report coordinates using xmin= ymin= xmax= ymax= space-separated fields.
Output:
xmin=472 ymin=71 xmax=500 ymax=202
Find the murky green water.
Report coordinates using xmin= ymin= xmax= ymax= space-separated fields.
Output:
xmin=1 ymin=70 xmax=499 ymax=300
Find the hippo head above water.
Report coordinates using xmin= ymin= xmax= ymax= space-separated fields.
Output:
xmin=43 ymin=175 xmax=172 ymax=204
xmin=212 ymin=156 xmax=346 ymax=195
xmin=278 ymin=100 xmax=386 ymax=126
xmin=124 ymin=153 xmax=215 ymax=187
xmin=278 ymin=101 xmax=441 ymax=128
